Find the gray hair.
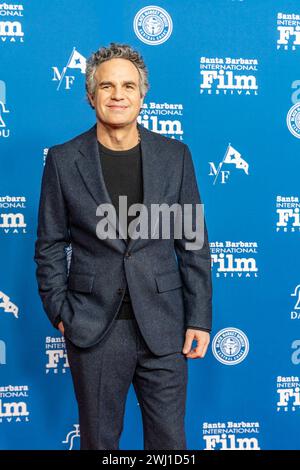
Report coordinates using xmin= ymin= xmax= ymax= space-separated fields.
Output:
xmin=85 ymin=42 xmax=149 ymax=105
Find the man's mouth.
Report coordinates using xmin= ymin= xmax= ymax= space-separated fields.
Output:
xmin=107 ymin=105 xmax=128 ymax=109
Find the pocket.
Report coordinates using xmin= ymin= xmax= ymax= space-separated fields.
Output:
xmin=155 ymin=270 xmax=183 ymax=293
xmin=67 ymin=273 xmax=94 ymax=293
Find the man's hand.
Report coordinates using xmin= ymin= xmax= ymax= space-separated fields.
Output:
xmin=182 ymin=329 xmax=210 ymax=359
xmin=57 ymin=321 xmax=65 ymax=336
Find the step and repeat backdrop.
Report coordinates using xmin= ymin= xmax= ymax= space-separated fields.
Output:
xmin=0 ymin=0 xmax=299 ymax=450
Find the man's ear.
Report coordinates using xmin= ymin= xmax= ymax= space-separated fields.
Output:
xmin=88 ymin=92 xmax=95 ymax=109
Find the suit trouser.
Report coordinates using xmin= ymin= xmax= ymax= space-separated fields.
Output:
xmin=64 ymin=306 xmax=188 ymax=450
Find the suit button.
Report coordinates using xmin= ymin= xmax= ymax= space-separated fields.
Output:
xmin=117 ymin=288 xmax=123 ymax=294
xmin=125 ymin=252 xmax=131 ymax=258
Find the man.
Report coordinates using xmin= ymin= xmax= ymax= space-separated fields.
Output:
xmin=34 ymin=43 xmax=212 ymax=450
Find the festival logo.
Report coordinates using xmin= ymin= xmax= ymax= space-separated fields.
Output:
xmin=62 ymin=424 xmax=80 ymax=450
xmin=212 ymin=328 xmax=249 ymax=365
xmin=45 ymin=336 xmax=69 ymax=374
xmin=0 ymin=290 xmax=19 ymax=318
xmin=210 ymin=241 xmax=258 ymax=278
xmin=0 ymin=3 xmax=24 ymax=43
xmin=0 ymin=195 xmax=27 ymax=234
xmin=287 ymin=102 xmax=300 ymax=138
xmin=202 ymin=420 xmax=260 ymax=450
xmin=277 ymin=376 xmax=300 ymax=412
xmin=200 ymin=57 xmax=258 ymax=95
xmin=277 ymin=12 xmax=300 ymax=51
xmin=133 ymin=6 xmax=173 ymax=45
xmin=52 ymin=47 xmax=86 ymax=91
xmin=276 ymin=196 xmax=300 ymax=233
xmin=290 ymin=285 xmax=300 ymax=320
xmin=209 ymin=144 xmax=249 ymax=184
xmin=138 ymin=102 xmax=184 ymax=139
xmin=0 ymin=385 xmax=30 ymax=423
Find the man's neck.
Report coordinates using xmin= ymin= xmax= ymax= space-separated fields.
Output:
xmin=97 ymin=122 xmax=140 ymax=150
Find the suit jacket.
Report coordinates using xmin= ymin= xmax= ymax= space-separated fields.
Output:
xmin=34 ymin=123 xmax=212 ymax=355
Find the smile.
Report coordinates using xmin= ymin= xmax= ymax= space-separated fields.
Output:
xmin=107 ymin=106 xmax=128 ymax=110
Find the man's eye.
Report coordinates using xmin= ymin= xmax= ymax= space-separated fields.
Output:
xmin=126 ymin=85 xmax=134 ymax=89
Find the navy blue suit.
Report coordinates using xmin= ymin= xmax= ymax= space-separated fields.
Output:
xmin=34 ymin=123 xmax=212 ymax=449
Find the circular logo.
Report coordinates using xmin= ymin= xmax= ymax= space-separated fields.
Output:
xmin=212 ymin=328 xmax=249 ymax=365
xmin=287 ymin=103 xmax=300 ymax=138
xmin=133 ymin=6 xmax=173 ymax=45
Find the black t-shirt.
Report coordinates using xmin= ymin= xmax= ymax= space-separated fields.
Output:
xmin=98 ymin=140 xmax=143 ymax=319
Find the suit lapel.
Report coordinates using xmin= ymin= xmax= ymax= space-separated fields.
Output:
xmin=75 ymin=123 xmax=163 ymax=252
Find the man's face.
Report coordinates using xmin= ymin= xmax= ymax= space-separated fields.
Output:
xmin=89 ymin=58 xmax=143 ymax=128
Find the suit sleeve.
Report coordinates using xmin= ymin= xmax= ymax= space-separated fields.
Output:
xmin=34 ymin=148 xmax=71 ymax=328
xmin=174 ymin=144 xmax=213 ymax=332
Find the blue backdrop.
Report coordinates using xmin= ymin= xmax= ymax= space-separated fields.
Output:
xmin=0 ymin=0 xmax=299 ymax=450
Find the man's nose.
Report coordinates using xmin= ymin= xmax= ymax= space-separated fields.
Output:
xmin=111 ymin=86 xmax=124 ymax=100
